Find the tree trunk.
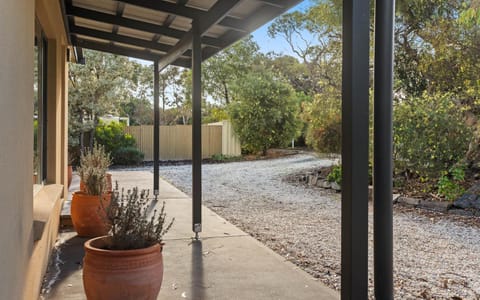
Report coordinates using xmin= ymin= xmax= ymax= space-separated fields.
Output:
xmin=79 ymin=110 xmax=84 ymax=150
xmin=222 ymin=81 xmax=229 ymax=105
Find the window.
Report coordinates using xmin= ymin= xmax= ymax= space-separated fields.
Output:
xmin=34 ymin=19 xmax=48 ymax=184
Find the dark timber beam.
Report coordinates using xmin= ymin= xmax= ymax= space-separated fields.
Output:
xmin=216 ymin=1 xmax=302 ymax=33
xmin=66 ymin=5 xmax=222 ymax=48
xmin=258 ymin=0 xmax=291 ymax=7
xmin=157 ymin=31 xmax=193 ymax=71
xmin=71 ymin=25 xmax=171 ymax=53
xmin=158 ymin=0 xmax=241 ymax=71
xmin=341 ymin=0 xmax=370 ymax=298
xmin=152 ymin=14 xmax=176 ymax=43
xmin=73 ymin=38 xmax=156 ymax=61
xmin=60 ymin=0 xmax=72 ymax=45
xmin=192 ymin=20 xmax=202 ymax=238
xmin=153 ymin=60 xmax=160 ymax=197
xmin=120 ymin=0 xmax=202 ymax=19
xmin=72 ymin=38 xmax=192 ymax=67
xmin=373 ymin=0 xmax=395 ymax=297
xmin=71 ymin=25 xmax=199 ymax=57
xmin=120 ymin=0 xmax=253 ymax=35
xmin=202 ymin=2 xmax=302 ymax=61
xmin=74 ymin=47 xmax=85 ymax=64
xmin=112 ymin=2 xmax=126 ymax=35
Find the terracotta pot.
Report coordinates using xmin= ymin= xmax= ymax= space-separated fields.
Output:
xmin=71 ymin=192 xmax=111 ymax=237
xmin=106 ymin=172 xmax=112 ymax=192
xmin=83 ymin=236 xmax=164 ymax=300
xmin=80 ymin=172 xmax=112 ymax=193
xmin=67 ymin=165 xmax=73 ymax=188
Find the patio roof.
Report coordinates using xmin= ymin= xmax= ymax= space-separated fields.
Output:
xmin=61 ymin=0 xmax=302 ymax=68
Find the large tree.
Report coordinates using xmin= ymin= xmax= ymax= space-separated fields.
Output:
xmin=202 ymin=36 xmax=262 ymax=105
xmin=268 ymin=1 xmax=343 ymax=150
xmin=68 ymin=50 xmax=152 ymax=149
xmin=228 ymin=69 xmax=300 ymax=155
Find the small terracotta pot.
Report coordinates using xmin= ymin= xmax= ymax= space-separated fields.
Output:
xmin=106 ymin=172 xmax=112 ymax=192
xmin=83 ymin=236 xmax=164 ymax=300
xmin=71 ymin=192 xmax=111 ymax=237
xmin=80 ymin=173 xmax=112 ymax=193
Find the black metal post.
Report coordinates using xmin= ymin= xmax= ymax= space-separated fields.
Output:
xmin=374 ymin=0 xmax=395 ymax=297
xmin=192 ymin=20 xmax=202 ymax=238
xmin=153 ymin=60 xmax=160 ymax=198
xmin=341 ymin=0 xmax=370 ymax=298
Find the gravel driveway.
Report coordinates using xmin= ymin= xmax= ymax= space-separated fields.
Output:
xmin=157 ymin=153 xmax=480 ymax=299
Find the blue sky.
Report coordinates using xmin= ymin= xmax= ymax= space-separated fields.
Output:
xmin=251 ymin=0 xmax=313 ymax=56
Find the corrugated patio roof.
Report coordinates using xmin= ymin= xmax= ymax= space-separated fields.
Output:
xmin=61 ymin=0 xmax=302 ymax=68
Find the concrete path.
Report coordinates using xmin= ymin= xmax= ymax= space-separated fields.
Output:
xmin=42 ymin=170 xmax=338 ymax=300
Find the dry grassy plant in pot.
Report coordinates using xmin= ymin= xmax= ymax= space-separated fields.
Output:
xmin=83 ymin=187 xmax=174 ymax=300
xmin=78 ymin=144 xmax=112 ymax=193
xmin=71 ymin=144 xmax=112 ymax=237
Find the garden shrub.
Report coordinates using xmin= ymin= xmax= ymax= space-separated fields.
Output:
xmin=95 ymin=121 xmax=135 ymax=151
xmin=327 ymin=165 xmax=342 ymax=185
xmin=113 ymin=146 xmax=144 ymax=165
xmin=229 ymin=70 xmax=301 ymax=155
xmin=393 ymin=93 xmax=472 ymax=178
xmin=95 ymin=121 xmax=144 ymax=165
xmin=303 ymin=92 xmax=341 ymax=154
xmin=437 ymin=165 xmax=465 ymax=201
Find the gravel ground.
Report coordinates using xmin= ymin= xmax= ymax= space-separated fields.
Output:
xmin=156 ymin=153 xmax=480 ymax=299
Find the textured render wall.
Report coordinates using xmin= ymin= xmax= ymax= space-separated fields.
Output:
xmin=0 ymin=1 xmax=35 ymax=299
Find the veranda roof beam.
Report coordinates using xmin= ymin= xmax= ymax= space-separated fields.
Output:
xmin=112 ymin=2 xmax=126 ymax=35
xmin=70 ymin=25 xmax=195 ymax=57
xmin=74 ymin=38 xmax=155 ymax=60
xmin=202 ymin=4 xmax=297 ymax=61
xmin=157 ymin=0 xmax=241 ymax=71
xmin=71 ymin=25 xmax=169 ymax=53
xmin=119 ymin=0 xmax=257 ymax=34
xmin=119 ymin=0 xmax=203 ymax=19
xmin=258 ymin=0 xmax=293 ymax=8
xmin=66 ymin=5 xmax=223 ymax=49
xmin=73 ymin=37 xmax=191 ymax=68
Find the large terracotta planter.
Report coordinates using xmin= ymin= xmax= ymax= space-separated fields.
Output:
xmin=80 ymin=173 xmax=112 ymax=193
xmin=71 ymin=192 xmax=111 ymax=237
xmin=83 ymin=236 xmax=164 ymax=300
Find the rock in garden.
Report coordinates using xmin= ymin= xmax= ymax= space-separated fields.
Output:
xmin=308 ymin=175 xmax=318 ymax=186
xmin=321 ymin=181 xmax=331 ymax=189
xmin=330 ymin=182 xmax=341 ymax=191
xmin=453 ymin=193 xmax=479 ymax=209
xmin=397 ymin=197 xmax=420 ymax=206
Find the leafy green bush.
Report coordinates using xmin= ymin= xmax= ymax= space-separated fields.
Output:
xmin=303 ymin=92 xmax=341 ymax=154
xmin=393 ymin=93 xmax=472 ymax=178
xmin=95 ymin=121 xmax=136 ymax=152
xmin=437 ymin=166 xmax=465 ymax=201
xmin=229 ymin=70 xmax=300 ymax=155
xmin=327 ymin=165 xmax=342 ymax=185
xmin=95 ymin=121 xmax=144 ymax=165
xmin=113 ymin=146 xmax=144 ymax=165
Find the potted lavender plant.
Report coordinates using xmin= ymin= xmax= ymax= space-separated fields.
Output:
xmin=82 ymin=186 xmax=174 ymax=300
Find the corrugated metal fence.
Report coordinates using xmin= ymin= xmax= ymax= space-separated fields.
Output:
xmin=124 ymin=120 xmax=241 ymax=161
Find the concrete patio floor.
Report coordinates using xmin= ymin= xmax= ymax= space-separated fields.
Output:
xmin=41 ymin=170 xmax=338 ymax=300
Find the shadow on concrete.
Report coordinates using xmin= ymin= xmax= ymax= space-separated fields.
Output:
xmin=41 ymin=231 xmax=87 ymax=299
xmin=190 ymin=240 xmax=206 ymax=300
